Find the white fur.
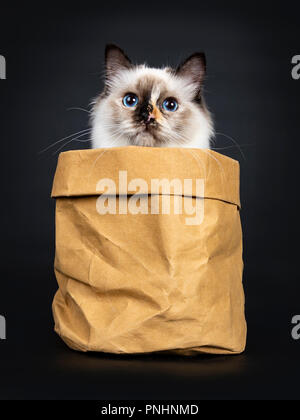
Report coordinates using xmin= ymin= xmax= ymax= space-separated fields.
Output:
xmin=91 ymin=65 xmax=214 ymax=149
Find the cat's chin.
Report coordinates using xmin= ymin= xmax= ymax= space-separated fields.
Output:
xmin=130 ymin=131 xmax=162 ymax=147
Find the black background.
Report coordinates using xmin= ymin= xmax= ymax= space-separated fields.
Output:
xmin=0 ymin=1 xmax=300 ymax=400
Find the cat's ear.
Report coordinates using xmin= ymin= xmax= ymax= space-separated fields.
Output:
xmin=105 ymin=44 xmax=132 ymax=83
xmin=176 ymin=52 xmax=206 ymax=90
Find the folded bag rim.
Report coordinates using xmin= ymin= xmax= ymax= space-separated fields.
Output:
xmin=51 ymin=146 xmax=241 ymax=208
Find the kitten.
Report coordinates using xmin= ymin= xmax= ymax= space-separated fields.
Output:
xmin=91 ymin=45 xmax=214 ymax=149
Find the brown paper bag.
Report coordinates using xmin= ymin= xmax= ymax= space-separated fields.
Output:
xmin=51 ymin=147 xmax=247 ymax=355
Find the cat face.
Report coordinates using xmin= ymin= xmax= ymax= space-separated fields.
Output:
xmin=91 ymin=45 xmax=214 ymax=149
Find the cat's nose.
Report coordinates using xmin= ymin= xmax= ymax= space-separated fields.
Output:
xmin=145 ymin=114 xmax=156 ymax=124
xmin=140 ymin=103 xmax=154 ymax=124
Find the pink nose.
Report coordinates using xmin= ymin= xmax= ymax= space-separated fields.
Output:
xmin=146 ymin=113 xmax=155 ymax=124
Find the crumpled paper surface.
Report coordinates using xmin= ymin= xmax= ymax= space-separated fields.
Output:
xmin=51 ymin=147 xmax=247 ymax=355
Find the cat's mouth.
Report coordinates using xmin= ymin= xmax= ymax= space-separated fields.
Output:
xmin=141 ymin=119 xmax=159 ymax=133
xmin=143 ymin=124 xmax=155 ymax=133
xmin=129 ymin=123 xmax=164 ymax=146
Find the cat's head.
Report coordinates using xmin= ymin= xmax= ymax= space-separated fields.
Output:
xmin=91 ymin=44 xmax=214 ymax=148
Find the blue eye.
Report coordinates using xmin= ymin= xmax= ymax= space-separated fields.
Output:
xmin=162 ymin=98 xmax=178 ymax=112
xmin=123 ymin=93 xmax=139 ymax=108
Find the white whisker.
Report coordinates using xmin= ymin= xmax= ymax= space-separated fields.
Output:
xmin=39 ymin=128 xmax=91 ymax=154
xmin=215 ymin=132 xmax=246 ymax=161
xmin=67 ymin=107 xmax=92 ymax=115
xmin=53 ymin=131 xmax=92 ymax=155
